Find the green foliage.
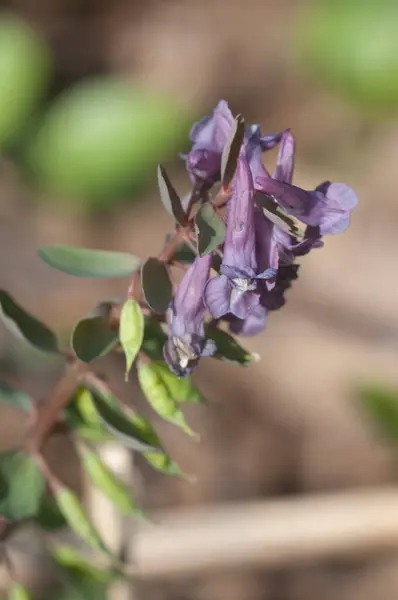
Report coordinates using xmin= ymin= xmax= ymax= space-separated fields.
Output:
xmin=358 ymin=383 xmax=398 ymax=442
xmin=27 ymin=77 xmax=191 ymax=208
xmin=8 ymin=582 xmax=33 ymax=600
xmin=71 ymin=317 xmax=118 ymax=363
xmin=296 ymin=1 xmax=398 ymax=115
xmin=0 ymin=13 xmax=51 ymax=149
xmin=137 ymin=361 xmax=197 ymax=437
xmin=141 ymin=258 xmax=173 ymax=314
xmin=119 ymin=299 xmax=144 ymax=380
xmin=195 ymin=204 xmax=226 ymax=256
xmin=0 ymin=290 xmax=58 ymax=353
xmin=38 ymin=246 xmax=140 ymax=279
xmin=0 ymin=452 xmax=45 ymax=520
xmin=206 ymin=326 xmax=255 ymax=366
xmin=150 ymin=361 xmax=206 ymax=404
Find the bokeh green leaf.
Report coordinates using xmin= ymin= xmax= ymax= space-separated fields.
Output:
xmin=119 ymin=299 xmax=144 ymax=380
xmin=0 ymin=452 xmax=45 ymax=520
xmin=141 ymin=258 xmax=172 ymax=314
xmin=195 ymin=204 xmax=226 ymax=256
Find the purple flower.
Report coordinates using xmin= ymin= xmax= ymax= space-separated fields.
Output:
xmin=205 ymin=156 xmax=276 ymax=320
xmin=184 ymin=100 xmax=283 ymax=186
xmin=163 ymin=254 xmax=216 ymax=377
xmin=255 ymin=130 xmax=358 ymax=235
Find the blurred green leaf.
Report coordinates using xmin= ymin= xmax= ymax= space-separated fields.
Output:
xmin=0 ymin=290 xmax=58 ymax=353
xmin=195 ymin=204 xmax=226 ymax=257
xmin=38 ymin=246 xmax=140 ymax=279
xmin=53 ymin=486 xmax=108 ymax=554
xmin=0 ymin=14 xmax=51 ymax=149
xmin=35 ymin=491 xmax=67 ymax=531
xmin=9 ymin=582 xmax=32 ymax=600
xmin=0 ymin=452 xmax=45 ymax=520
xmin=71 ymin=317 xmax=117 ymax=363
xmin=0 ymin=382 xmax=32 ymax=412
xmin=52 ymin=545 xmax=119 ymax=585
xmin=64 ymin=388 xmax=111 ymax=443
xmin=119 ymin=299 xmax=144 ymax=380
xmin=88 ymin=386 xmax=162 ymax=453
xmin=206 ymin=326 xmax=255 ymax=366
xmin=141 ymin=317 xmax=167 ymax=360
xmin=80 ymin=447 xmax=143 ymax=517
xmin=358 ymin=383 xmax=398 ymax=441
xmin=172 ymin=242 xmax=197 ymax=265
xmin=220 ymin=114 xmax=245 ymax=189
xmin=151 ymin=361 xmax=206 ymax=404
xmin=157 ymin=165 xmax=186 ymax=225
xmin=141 ymin=258 xmax=172 ymax=314
xmin=137 ymin=361 xmax=197 ymax=437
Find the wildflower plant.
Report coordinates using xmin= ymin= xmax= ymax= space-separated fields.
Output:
xmin=0 ymin=101 xmax=357 ymax=597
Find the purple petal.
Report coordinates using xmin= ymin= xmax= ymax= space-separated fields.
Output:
xmin=201 ymin=339 xmax=217 ymax=357
xmin=320 ymin=183 xmax=358 ymax=235
xmin=163 ymin=338 xmax=194 ymax=378
xmin=230 ymin=288 xmax=260 ymax=320
xmin=229 ymin=304 xmax=267 ymax=336
xmin=205 ymin=275 xmax=232 ymax=319
xmin=172 ymin=254 xmax=212 ymax=334
xmin=223 ymin=156 xmax=257 ymax=271
xmin=272 ymin=130 xmax=295 ymax=184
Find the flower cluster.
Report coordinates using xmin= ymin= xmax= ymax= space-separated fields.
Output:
xmin=164 ymin=101 xmax=357 ymax=377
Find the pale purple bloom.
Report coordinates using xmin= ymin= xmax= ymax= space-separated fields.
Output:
xmin=164 ymin=254 xmax=216 ymax=377
xmin=183 ymin=100 xmax=283 ymax=185
xmin=255 ymin=129 xmax=358 ymax=236
xmin=205 ymin=156 xmax=276 ymax=320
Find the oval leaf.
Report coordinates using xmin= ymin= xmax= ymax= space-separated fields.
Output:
xmin=141 ymin=258 xmax=172 ymax=314
xmin=119 ymin=300 xmax=144 ymax=380
xmin=9 ymin=582 xmax=32 ymax=600
xmin=0 ymin=382 xmax=32 ymax=412
xmin=151 ymin=361 xmax=206 ymax=404
xmin=79 ymin=447 xmax=143 ymax=517
xmin=157 ymin=165 xmax=186 ymax=226
xmin=38 ymin=246 xmax=140 ymax=279
xmin=137 ymin=361 xmax=197 ymax=437
xmin=88 ymin=387 xmax=162 ymax=453
xmin=142 ymin=317 xmax=167 ymax=360
xmin=195 ymin=204 xmax=226 ymax=256
xmin=71 ymin=317 xmax=118 ymax=363
xmin=206 ymin=326 xmax=255 ymax=366
xmin=220 ymin=114 xmax=245 ymax=189
xmin=53 ymin=485 xmax=108 ymax=553
xmin=0 ymin=290 xmax=58 ymax=353
xmin=0 ymin=451 xmax=45 ymax=520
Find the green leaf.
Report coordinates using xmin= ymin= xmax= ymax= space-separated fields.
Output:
xmin=0 ymin=452 xmax=45 ymax=520
xmin=80 ymin=447 xmax=143 ymax=517
xmin=137 ymin=361 xmax=197 ymax=437
xmin=142 ymin=451 xmax=185 ymax=478
xmin=9 ymin=582 xmax=32 ymax=600
xmin=358 ymin=383 xmax=398 ymax=441
xmin=64 ymin=388 xmax=110 ymax=443
xmin=141 ymin=317 xmax=167 ymax=360
xmin=53 ymin=486 xmax=108 ymax=554
xmin=206 ymin=326 xmax=256 ymax=366
xmin=88 ymin=386 xmax=162 ymax=453
xmin=172 ymin=242 xmax=197 ymax=265
xmin=119 ymin=299 xmax=144 ymax=380
xmin=254 ymin=192 xmax=305 ymax=237
xmin=195 ymin=203 xmax=226 ymax=256
xmin=35 ymin=492 xmax=67 ymax=531
xmin=157 ymin=165 xmax=186 ymax=226
xmin=0 ymin=290 xmax=58 ymax=353
xmin=71 ymin=317 xmax=118 ymax=363
xmin=51 ymin=545 xmax=113 ymax=600
xmin=38 ymin=246 xmax=140 ymax=279
xmin=220 ymin=114 xmax=245 ymax=189
xmin=0 ymin=382 xmax=32 ymax=412
xmin=151 ymin=361 xmax=206 ymax=403
xmin=141 ymin=258 xmax=172 ymax=313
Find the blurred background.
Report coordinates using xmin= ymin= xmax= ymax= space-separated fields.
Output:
xmin=0 ymin=0 xmax=398 ymax=598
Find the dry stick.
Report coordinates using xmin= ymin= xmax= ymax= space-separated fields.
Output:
xmin=131 ymin=486 xmax=398 ymax=579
